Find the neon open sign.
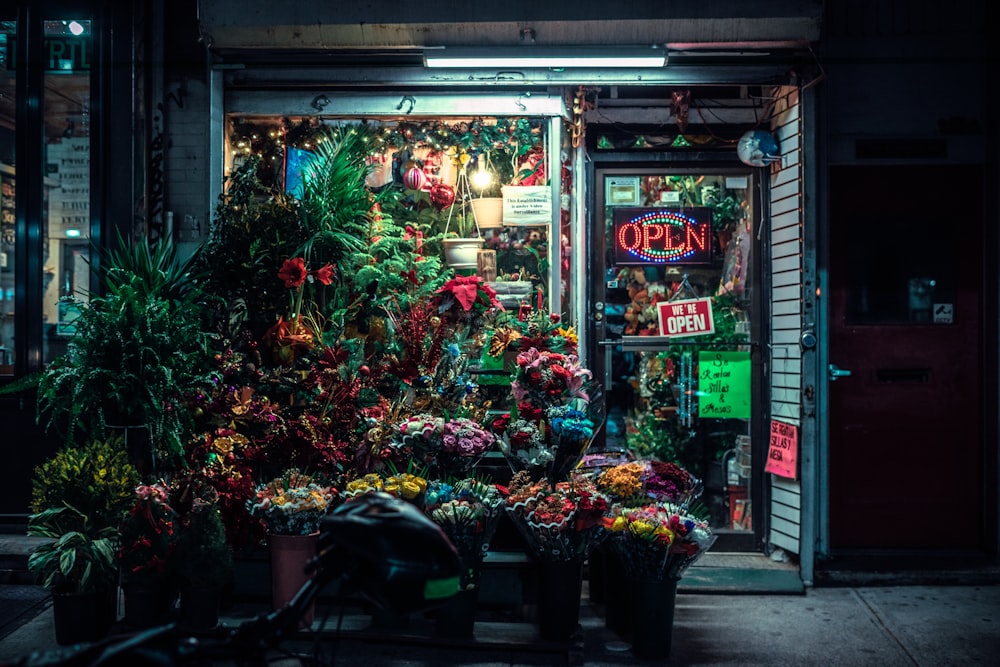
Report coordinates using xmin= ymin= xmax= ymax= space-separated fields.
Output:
xmin=612 ymin=207 xmax=713 ymax=265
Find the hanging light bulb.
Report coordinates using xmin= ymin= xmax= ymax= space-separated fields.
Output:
xmin=471 ymin=151 xmax=494 ymax=193
xmin=471 ymin=167 xmax=493 ymax=193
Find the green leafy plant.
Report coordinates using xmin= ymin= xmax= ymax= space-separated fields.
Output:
xmin=30 ymin=437 xmax=140 ymax=530
xmin=170 ymin=475 xmax=234 ymax=589
xmin=27 ymin=504 xmax=119 ymax=594
xmin=34 ymin=235 xmax=219 ymax=463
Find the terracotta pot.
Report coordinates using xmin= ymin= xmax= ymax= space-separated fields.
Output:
xmin=269 ymin=532 xmax=318 ymax=629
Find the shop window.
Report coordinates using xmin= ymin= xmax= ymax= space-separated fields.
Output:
xmin=223 ymin=116 xmax=563 ymax=313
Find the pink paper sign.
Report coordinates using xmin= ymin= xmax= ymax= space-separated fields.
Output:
xmin=765 ymin=420 xmax=798 ymax=479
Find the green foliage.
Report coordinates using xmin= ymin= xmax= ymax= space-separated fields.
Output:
xmin=169 ymin=475 xmax=234 ymax=589
xmin=172 ymin=503 xmax=233 ymax=589
xmin=198 ymin=154 xmax=306 ymax=333
xmin=34 ymin=236 xmax=219 ymax=461
xmin=31 ymin=437 xmax=140 ymax=530
xmin=27 ymin=505 xmax=119 ymax=594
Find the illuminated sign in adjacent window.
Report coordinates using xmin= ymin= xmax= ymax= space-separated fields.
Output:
xmin=612 ymin=207 xmax=713 ymax=265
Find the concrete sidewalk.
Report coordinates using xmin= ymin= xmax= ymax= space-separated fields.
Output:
xmin=1 ymin=582 xmax=998 ymax=666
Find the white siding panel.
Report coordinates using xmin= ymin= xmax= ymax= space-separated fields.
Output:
xmin=771 ymin=194 xmax=800 ymax=217
xmin=771 ymin=224 xmax=801 ymax=248
xmin=770 ymin=179 xmax=800 ymax=203
xmin=771 ymin=299 xmax=800 ymax=317
xmin=772 ymin=357 xmax=802 ymax=375
xmin=772 ymin=284 xmax=800 ymax=302
xmin=772 ymin=482 xmax=801 ymax=507
xmin=772 ymin=254 xmax=800 ymax=274
xmin=768 ymin=84 xmax=803 ymax=557
xmin=772 ymin=269 xmax=800 ymax=288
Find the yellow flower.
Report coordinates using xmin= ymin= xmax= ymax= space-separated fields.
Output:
xmin=556 ymin=326 xmax=578 ymax=344
xmin=629 ymin=520 xmax=656 ymax=538
xmin=400 ymin=480 xmax=422 ymax=499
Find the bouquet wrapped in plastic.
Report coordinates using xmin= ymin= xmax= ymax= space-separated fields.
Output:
xmin=493 ymin=347 xmax=605 ymax=482
xmin=502 ymin=470 xmax=609 ymax=563
xmin=595 ymin=459 xmax=703 ymax=508
xmin=393 ymin=414 xmax=496 ymax=480
xmin=604 ymin=502 xmax=716 ymax=581
xmin=424 ymin=478 xmax=504 ymax=589
xmin=248 ymin=469 xmax=337 ymax=536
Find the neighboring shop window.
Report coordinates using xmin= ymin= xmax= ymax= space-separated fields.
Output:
xmin=0 ymin=23 xmax=15 ymax=373
xmin=42 ymin=19 xmax=91 ymax=365
xmin=600 ymin=172 xmax=755 ymax=533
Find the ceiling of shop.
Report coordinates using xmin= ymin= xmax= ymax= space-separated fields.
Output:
xmin=199 ymin=1 xmax=823 ymax=130
xmin=196 ymin=0 xmax=823 ymax=60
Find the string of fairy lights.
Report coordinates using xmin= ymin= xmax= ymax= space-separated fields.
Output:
xmin=228 ymin=117 xmax=547 ymax=188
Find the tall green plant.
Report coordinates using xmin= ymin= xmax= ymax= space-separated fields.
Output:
xmin=34 ymin=236 xmax=218 ymax=463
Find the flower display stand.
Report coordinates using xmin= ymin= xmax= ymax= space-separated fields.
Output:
xmin=433 ymin=587 xmax=479 ymax=639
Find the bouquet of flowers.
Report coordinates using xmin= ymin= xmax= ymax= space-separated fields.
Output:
xmin=424 ymin=478 xmax=504 ymax=589
xmin=118 ymin=482 xmax=177 ymax=588
xmin=343 ymin=470 xmax=428 ymax=505
xmin=596 ymin=460 xmax=703 ymax=508
xmin=502 ymin=470 xmax=609 ymax=563
xmin=248 ymin=469 xmax=337 ymax=535
xmin=494 ymin=347 xmax=604 ymax=481
xmin=604 ymin=503 xmax=716 ymax=581
xmin=393 ymin=413 xmax=496 ymax=479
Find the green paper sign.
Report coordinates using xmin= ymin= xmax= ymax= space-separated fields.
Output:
xmin=697 ymin=351 xmax=751 ymax=419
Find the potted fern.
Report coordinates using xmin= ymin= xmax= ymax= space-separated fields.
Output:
xmin=33 ymin=234 xmax=220 ymax=471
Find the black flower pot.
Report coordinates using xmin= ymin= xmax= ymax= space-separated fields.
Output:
xmin=179 ymin=583 xmax=222 ymax=631
xmin=52 ymin=588 xmax=117 ymax=646
xmin=537 ymin=560 xmax=583 ymax=642
xmin=122 ymin=581 xmax=175 ymax=629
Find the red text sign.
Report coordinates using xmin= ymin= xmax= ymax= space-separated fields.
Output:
xmin=656 ymin=298 xmax=715 ymax=337
xmin=612 ymin=207 xmax=713 ymax=265
xmin=765 ymin=420 xmax=798 ymax=479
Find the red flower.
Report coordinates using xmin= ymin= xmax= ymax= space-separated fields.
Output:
xmin=491 ymin=414 xmax=511 ymax=434
xmin=517 ymin=402 xmax=543 ymax=421
xmin=278 ymin=257 xmax=308 ymax=288
xmin=312 ymin=263 xmax=335 ymax=285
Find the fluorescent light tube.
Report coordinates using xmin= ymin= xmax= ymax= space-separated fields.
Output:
xmin=424 ymin=46 xmax=666 ymax=69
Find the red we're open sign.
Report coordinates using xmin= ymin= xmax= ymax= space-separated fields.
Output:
xmin=656 ymin=298 xmax=715 ymax=337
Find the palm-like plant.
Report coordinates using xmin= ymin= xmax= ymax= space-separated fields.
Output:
xmin=34 ymin=235 xmax=219 ymax=464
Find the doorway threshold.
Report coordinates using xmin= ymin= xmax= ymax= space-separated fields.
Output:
xmin=680 ymin=552 xmax=804 ymax=594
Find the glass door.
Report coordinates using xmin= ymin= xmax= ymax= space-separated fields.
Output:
xmin=592 ymin=168 xmax=759 ymax=543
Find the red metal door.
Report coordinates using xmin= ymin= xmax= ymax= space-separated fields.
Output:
xmin=828 ymin=165 xmax=983 ymax=550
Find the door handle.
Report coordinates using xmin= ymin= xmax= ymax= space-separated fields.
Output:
xmin=828 ymin=363 xmax=853 ymax=381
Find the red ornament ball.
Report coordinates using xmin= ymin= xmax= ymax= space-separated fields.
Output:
xmin=403 ymin=167 xmax=427 ymax=191
xmin=429 ymin=183 xmax=456 ymax=210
